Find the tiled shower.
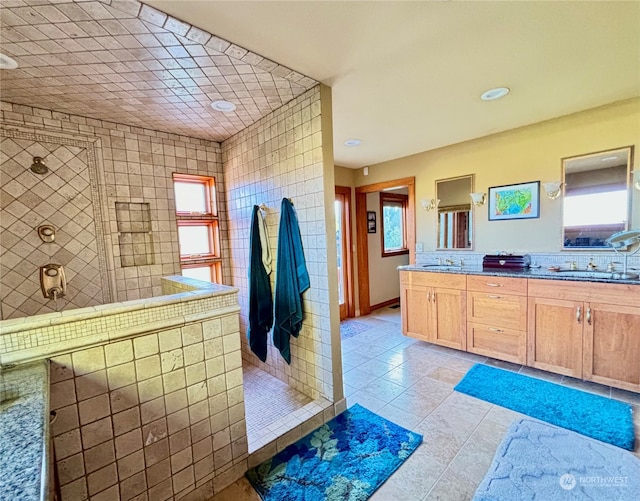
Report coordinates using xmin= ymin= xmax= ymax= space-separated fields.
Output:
xmin=0 ymin=2 xmax=343 ymax=497
xmin=0 ymin=40 xmax=342 ymax=501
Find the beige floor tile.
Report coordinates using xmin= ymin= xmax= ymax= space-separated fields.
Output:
xmin=424 ymin=366 xmax=466 ymax=386
xmin=424 ymin=466 xmax=479 ymax=501
xmin=230 ymin=310 xmax=637 ymax=501
xmin=207 ymin=477 xmax=260 ymax=501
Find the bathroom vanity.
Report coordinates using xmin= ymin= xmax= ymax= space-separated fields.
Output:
xmin=399 ymin=267 xmax=640 ymax=392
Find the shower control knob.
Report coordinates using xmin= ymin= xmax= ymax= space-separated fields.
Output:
xmin=37 ymin=225 xmax=56 ymax=243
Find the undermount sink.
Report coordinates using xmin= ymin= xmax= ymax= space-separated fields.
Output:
xmin=554 ymin=270 xmax=619 ymax=279
xmin=421 ymin=264 xmax=462 ymax=270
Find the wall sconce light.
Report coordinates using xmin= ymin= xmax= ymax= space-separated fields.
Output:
xmin=542 ymin=181 xmax=563 ymax=199
xmin=470 ymin=192 xmax=486 ymax=207
xmin=421 ymin=198 xmax=439 ymax=211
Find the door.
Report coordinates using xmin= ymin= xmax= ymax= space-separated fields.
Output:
xmin=583 ymin=302 xmax=640 ymax=392
xmin=433 ymin=287 xmax=466 ymax=350
xmin=335 ymin=187 xmax=354 ymax=320
xmin=527 ymin=297 xmax=583 ymax=377
xmin=401 ymin=285 xmax=431 ymax=341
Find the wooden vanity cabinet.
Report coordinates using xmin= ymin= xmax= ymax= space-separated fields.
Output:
xmin=400 ymin=270 xmax=639 ymax=392
xmin=400 ymin=271 xmax=467 ymax=350
xmin=466 ymin=275 xmax=527 ymax=364
xmin=528 ymin=279 xmax=640 ymax=392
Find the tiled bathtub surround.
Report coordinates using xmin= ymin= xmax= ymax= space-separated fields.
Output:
xmin=223 ymin=85 xmax=342 ymax=404
xmin=0 ymin=101 xmax=228 ymax=316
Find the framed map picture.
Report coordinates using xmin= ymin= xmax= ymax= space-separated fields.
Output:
xmin=488 ymin=181 xmax=540 ymax=221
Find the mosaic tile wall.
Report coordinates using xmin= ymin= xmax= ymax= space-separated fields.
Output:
xmin=222 ymin=85 xmax=337 ymax=402
xmin=0 ymin=132 xmax=109 ymax=319
xmin=0 ymin=101 xmax=229 ymax=317
xmin=48 ymin=312 xmax=247 ymax=501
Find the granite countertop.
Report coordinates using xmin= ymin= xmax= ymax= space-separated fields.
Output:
xmin=0 ymin=360 xmax=49 ymax=501
xmin=398 ymin=264 xmax=640 ymax=285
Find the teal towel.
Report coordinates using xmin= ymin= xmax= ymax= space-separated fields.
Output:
xmin=248 ymin=205 xmax=273 ymax=362
xmin=274 ymin=198 xmax=310 ymax=364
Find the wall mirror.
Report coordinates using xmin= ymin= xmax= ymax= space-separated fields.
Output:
xmin=562 ymin=146 xmax=635 ymax=249
xmin=436 ymin=174 xmax=473 ymax=249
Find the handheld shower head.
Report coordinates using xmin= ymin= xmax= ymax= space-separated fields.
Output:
xmin=30 ymin=157 xmax=49 ymax=175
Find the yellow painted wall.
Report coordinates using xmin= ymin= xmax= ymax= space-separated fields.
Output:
xmin=354 ymin=98 xmax=640 ymax=253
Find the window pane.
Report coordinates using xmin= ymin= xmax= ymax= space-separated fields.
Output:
xmin=564 ymin=190 xmax=627 ymax=226
xmin=182 ymin=266 xmax=212 ymax=282
xmin=178 ymin=225 xmax=211 ymax=256
xmin=174 ymin=181 xmax=207 ymax=213
xmin=383 ymin=202 xmax=404 ymax=250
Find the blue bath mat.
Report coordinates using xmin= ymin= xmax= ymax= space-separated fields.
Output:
xmin=245 ymin=404 xmax=422 ymax=500
xmin=474 ymin=418 xmax=640 ymax=501
xmin=454 ymin=364 xmax=635 ymax=450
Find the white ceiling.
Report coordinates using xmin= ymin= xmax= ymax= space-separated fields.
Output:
xmin=1 ymin=1 xmax=638 ymax=170
xmin=148 ymin=0 xmax=640 ymax=168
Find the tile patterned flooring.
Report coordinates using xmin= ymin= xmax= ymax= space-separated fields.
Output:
xmin=211 ymin=307 xmax=640 ymax=501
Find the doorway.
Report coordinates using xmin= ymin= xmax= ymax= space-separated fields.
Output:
xmin=335 ymin=186 xmax=355 ymax=320
xmin=355 ymin=177 xmax=416 ymax=316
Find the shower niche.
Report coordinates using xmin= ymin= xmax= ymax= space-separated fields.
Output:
xmin=115 ymin=202 xmax=155 ymax=267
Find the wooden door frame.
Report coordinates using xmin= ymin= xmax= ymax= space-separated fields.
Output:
xmin=335 ymin=186 xmax=356 ymax=318
xmin=355 ymin=177 xmax=415 ymax=316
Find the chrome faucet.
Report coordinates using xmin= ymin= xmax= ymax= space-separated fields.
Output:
xmin=586 ymin=258 xmax=597 ymax=271
xmin=606 ymin=261 xmax=622 ymax=272
xmin=445 ymin=258 xmax=455 ymax=266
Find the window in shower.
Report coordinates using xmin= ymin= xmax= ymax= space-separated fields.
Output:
xmin=173 ymin=174 xmax=222 ymax=283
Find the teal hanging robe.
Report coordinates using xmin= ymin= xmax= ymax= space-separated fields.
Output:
xmin=273 ymin=198 xmax=310 ymax=364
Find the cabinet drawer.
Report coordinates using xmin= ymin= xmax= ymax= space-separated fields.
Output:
xmin=400 ymin=271 xmax=466 ymax=290
xmin=467 ymin=292 xmax=527 ymax=330
xmin=467 ymin=275 xmax=527 ymax=296
xmin=467 ymin=322 xmax=526 ymax=364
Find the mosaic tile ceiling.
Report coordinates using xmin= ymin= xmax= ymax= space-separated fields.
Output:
xmin=0 ymin=0 xmax=318 ymax=141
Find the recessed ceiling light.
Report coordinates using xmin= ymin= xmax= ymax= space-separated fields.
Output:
xmin=0 ymin=53 xmax=18 ymax=70
xmin=344 ymin=139 xmax=362 ymax=147
xmin=211 ymin=100 xmax=237 ymax=112
xmin=480 ymin=87 xmax=510 ymax=101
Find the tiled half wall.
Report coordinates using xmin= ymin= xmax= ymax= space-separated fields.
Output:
xmin=0 ymin=101 xmax=227 ymax=319
xmin=48 ymin=311 xmax=247 ymax=501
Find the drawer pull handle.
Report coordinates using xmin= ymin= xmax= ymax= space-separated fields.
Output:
xmin=586 ymin=307 xmax=591 ymax=325
xmin=488 ymin=295 xmax=502 ymax=299
xmin=426 ymin=290 xmax=431 ymax=301
xmin=576 ymin=306 xmax=581 ymax=323
xmin=488 ymin=327 xmax=504 ymax=333
xmin=486 ymin=283 xmax=502 ymax=287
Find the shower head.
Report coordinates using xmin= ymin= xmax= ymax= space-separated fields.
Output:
xmin=30 ymin=157 xmax=49 ymax=175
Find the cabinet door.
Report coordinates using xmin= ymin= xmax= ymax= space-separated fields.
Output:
xmin=583 ymin=302 xmax=640 ymax=392
xmin=433 ymin=288 xmax=466 ymax=350
xmin=401 ymin=284 xmax=432 ymax=342
xmin=527 ymin=297 xmax=583 ymax=377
